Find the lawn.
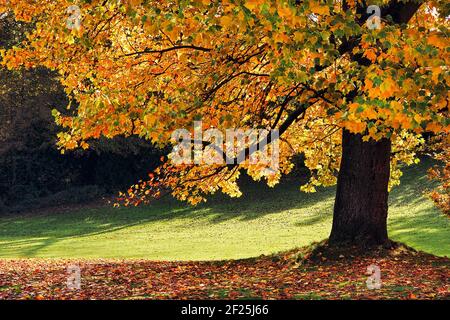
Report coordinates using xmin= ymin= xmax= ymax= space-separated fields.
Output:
xmin=0 ymin=158 xmax=448 ymax=260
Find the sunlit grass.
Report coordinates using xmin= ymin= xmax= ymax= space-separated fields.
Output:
xmin=0 ymin=158 xmax=448 ymax=260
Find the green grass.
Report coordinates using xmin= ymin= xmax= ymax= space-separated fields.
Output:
xmin=0 ymin=158 xmax=448 ymax=260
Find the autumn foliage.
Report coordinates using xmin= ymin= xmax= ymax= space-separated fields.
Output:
xmin=0 ymin=1 xmax=449 ymax=301
xmin=0 ymin=0 xmax=448 ymax=206
xmin=0 ymin=244 xmax=448 ymax=300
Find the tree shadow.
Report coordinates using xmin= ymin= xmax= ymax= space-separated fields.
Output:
xmin=183 ymin=174 xmax=336 ymax=224
xmin=0 ymin=158 xmax=442 ymax=258
xmin=388 ymin=210 xmax=450 ymax=257
xmin=0 ymin=173 xmax=335 ymax=257
xmin=389 ymin=157 xmax=438 ymax=208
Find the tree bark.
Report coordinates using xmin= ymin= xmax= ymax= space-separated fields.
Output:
xmin=329 ymin=129 xmax=392 ymax=247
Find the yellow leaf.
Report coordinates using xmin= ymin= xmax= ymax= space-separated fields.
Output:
xmin=427 ymin=34 xmax=448 ymax=49
xmin=362 ymin=107 xmax=378 ymax=120
xmin=345 ymin=121 xmax=367 ymax=134
xmin=220 ymin=15 xmax=233 ymax=28
xmin=363 ymin=49 xmax=377 ymax=63
xmin=245 ymin=0 xmax=264 ymax=10
xmin=310 ymin=3 xmax=330 ymax=16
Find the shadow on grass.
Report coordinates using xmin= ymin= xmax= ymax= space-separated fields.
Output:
xmin=387 ymin=158 xmax=449 ymax=256
xmin=3 ymin=174 xmax=335 ymax=230
xmin=389 ymin=159 xmax=438 ymax=208
xmin=389 ymin=210 xmax=450 ymax=257
xmin=0 ymin=173 xmax=335 ymax=256
xmin=0 ymin=157 xmax=445 ymax=257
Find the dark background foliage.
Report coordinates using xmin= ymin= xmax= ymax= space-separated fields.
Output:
xmin=0 ymin=15 xmax=164 ymax=213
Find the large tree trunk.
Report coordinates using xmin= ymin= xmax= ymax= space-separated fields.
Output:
xmin=329 ymin=129 xmax=392 ymax=247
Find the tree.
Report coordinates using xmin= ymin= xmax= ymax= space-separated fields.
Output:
xmin=2 ymin=0 xmax=448 ymax=246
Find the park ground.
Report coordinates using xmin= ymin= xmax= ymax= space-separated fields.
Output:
xmin=0 ymin=158 xmax=448 ymax=299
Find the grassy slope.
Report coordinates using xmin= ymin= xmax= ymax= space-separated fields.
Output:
xmin=0 ymin=159 xmax=448 ymax=260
